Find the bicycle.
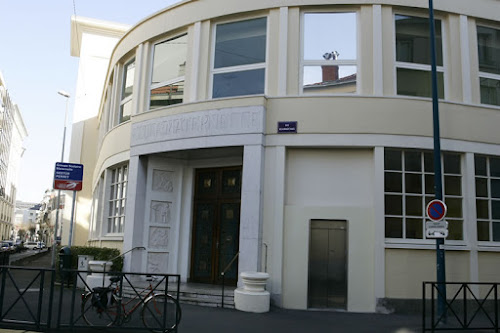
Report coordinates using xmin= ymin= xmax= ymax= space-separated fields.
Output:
xmin=81 ymin=274 xmax=182 ymax=332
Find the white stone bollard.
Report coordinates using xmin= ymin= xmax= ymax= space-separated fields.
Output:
xmin=85 ymin=260 xmax=113 ymax=291
xmin=234 ymin=272 xmax=270 ymax=313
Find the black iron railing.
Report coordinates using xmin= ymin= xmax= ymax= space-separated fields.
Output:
xmin=0 ymin=265 xmax=56 ymax=331
xmin=423 ymin=281 xmax=499 ymax=332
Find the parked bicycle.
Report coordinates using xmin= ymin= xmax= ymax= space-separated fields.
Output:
xmin=81 ymin=274 xmax=181 ymax=332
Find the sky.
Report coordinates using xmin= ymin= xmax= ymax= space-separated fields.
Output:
xmin=0 ymin=0 xmax=179 ymax=203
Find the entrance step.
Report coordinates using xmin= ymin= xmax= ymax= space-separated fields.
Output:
xmin=121 ymin=282 xmax=236 ymax=309
xmin=178 ymin=289 xmax=235 ymax=308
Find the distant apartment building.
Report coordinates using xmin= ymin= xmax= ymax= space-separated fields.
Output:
xmin=14 ymin=201 xmax=40 ymax=241
xmin=36 ymin=189 xmax=66 ymax=246
xmin=0 ymin=72 xmax=27 ymax=240
xmin=67 ymin=0 xmax=500 ymax=313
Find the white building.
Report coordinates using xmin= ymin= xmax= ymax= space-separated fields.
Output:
xmin=67 ymin=0 xmax=500 ymax=312
xmin=14 ymin=201 xmax=39 ymax=241
xmin=0 ymin=72 xmax=28 ymax=241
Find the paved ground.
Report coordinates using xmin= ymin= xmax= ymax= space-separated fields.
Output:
xmin=0 ymin=250 xmax=491 ymax=333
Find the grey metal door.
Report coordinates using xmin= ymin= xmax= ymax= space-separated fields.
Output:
xmin=308 ymin=220 xmax=347 ymax=309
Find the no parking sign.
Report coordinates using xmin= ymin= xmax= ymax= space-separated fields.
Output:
xmin=426 ymin=199 xmax=448 ymax=238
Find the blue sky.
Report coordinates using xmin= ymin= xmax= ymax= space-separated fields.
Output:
xmin=0 ymin=0 xmax=178 ymax=202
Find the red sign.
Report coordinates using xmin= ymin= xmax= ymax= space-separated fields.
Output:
xmin=426 ymin=199 xmax=447 ymax=222
xmin=54 ymin=180 xmax=82 ymax=191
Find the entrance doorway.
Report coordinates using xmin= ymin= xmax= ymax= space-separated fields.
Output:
xmin=190 ymin=166 xmax=242 ymax=284
xmin=308 ymin=220 xmax=347 ymax=309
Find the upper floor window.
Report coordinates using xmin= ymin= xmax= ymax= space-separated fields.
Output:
xmin=302 ymin=12 xmax=357 ymax=94
xmin=150 ymin=34 xmax=187 ymax=109
xmin=395 ymin=15 xmax=444 ymax=98
xmin=475 ymin=155 xmax=500 ymax=242
xmin=477 ymin=26 xmax=500 ymax=106
xmin=384 ymin=149 xmax=463 ymax=241
xmin=119 ymin=59 xmax=135 ymax=124
xmin=212 ymin=17 xmax=267 ymax=98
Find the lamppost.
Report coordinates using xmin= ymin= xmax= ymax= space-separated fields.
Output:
xmin=51 ymin=90 xmax=70 ymax=268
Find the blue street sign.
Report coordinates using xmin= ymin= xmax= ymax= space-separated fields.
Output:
xmin=54 ymin=162 xmax=84 ymax=191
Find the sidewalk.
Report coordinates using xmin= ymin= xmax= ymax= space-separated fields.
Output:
xmin=0 ymin=250 xmax=426 ymax=332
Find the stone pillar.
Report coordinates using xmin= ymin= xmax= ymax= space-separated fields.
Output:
xmin=238 ymin=145 xmax=265 ymax=282
xmin=122 ymin=155 xmax=148 ymax=272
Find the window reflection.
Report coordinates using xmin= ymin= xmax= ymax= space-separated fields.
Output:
xmin=302 ymin=12 xmax=357 ymax=94
xmin=150 ymin=34 xmax=187 ymax=109
xmin=119 ymin=59 xmax=135 ymax=124
xmin=212 ymin=18 xmax=267 ymax=98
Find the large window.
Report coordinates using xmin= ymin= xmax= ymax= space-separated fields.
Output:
xmin=150 ymin=34 xmax=187 ymax=109
xmin=212 ymin=17 xmax=267 ymax=98
xmin=119 ymin=59 xmax=135 ymax=124
xmin=475 ymin=155 xmax=500 ymax=242
xmin=395 ymin=15 xmax=444 ymax=98
xmin=107 ymin=164 xmax=128 ymax=234
xmin=477 ymin=26 xmax=500 ymax=106
xmin=384 ymin=149 xmax=463 ymax=241
xmin=302 ymin=12 xmax=357 ymax=94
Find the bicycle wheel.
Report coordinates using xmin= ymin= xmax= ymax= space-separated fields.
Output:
xmin=81 ymin=292 xmax=119 ymax=327
xmin=142 ymin=293 xmax=182 ymax=333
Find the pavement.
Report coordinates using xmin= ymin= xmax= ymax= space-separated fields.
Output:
xmin=0 ymin=249 xmax=478 ymax=333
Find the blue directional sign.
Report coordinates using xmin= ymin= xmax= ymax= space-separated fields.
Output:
xmin=53 ymin=162 xmax=84 ymax=191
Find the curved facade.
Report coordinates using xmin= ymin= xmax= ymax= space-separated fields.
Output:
xmin=69 ymin=0 xmax=500 ymax=312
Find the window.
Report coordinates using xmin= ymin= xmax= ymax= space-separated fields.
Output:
xmin=150 ymin=34 xmax=187 ymax=109
xmin=89 ymin=175 xmax=103 ymax=239
xmin=212 ymin=17 xmax=267 ymax=98
xmin=384 ymin=149 xmax=463 ymax=240
xmin=477 ymin=26 xmax=500 ymax=106
xmin=395 ymin=15 xmax=444 ymax=98
xmin=475 ymin=155 xmax=500 ymax=242
xmin=119 ymin=59 xmax=135 ymax=123
xmin=107 ymin=164 xmax=128 ymax=234
xmin=302 ymin=12 xmax=357 ymax=94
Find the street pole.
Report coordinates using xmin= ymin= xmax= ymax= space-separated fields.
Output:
xmin=68 ymin=191 xmax=77 ymax=247
xmin=428 ymin=0 xmax=446 ymax=320
xmin=51 ymin=90 xmax=70 ymax=268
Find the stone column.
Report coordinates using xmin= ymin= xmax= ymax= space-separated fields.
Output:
xmin=122 ymin=155 xmax=147 ymax=272
xmin=238 ymin=144 xmax=265 ymax=283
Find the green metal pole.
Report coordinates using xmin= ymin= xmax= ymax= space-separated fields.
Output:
xmin=428 ymin=0 xmax=446 ymax=321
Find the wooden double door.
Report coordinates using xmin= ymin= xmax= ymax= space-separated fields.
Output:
xmin=190 ymin=166 xmax=242 ymax=284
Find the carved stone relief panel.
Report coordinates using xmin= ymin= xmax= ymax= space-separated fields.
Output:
xmin=150 ymin=200 xmax=172 ymax=224
xmin=149 ymin=227 xmax=169 ymax=249
xmin=152 ymin=170 xmax=174 ymax=192
xmin=147 ymin=252 xmax=169 ymax=274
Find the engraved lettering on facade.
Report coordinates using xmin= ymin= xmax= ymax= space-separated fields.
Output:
xmin=131 ymin=107 xmax=264 ymax=146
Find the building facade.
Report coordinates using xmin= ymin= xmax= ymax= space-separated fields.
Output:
xmin=0 ymin=72 xmax=27 ymax=241
xmin=14 ymin=201 xmax=40 ymax=242
xmin=68 ymin=0 xmax=500 ymax=312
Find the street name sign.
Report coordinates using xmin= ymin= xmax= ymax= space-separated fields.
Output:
xmin=53 ymin=162 xmax=84 ymax=191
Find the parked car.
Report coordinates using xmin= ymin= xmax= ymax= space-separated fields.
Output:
xmin=25 ymin=241 xmax=39 ymax=250
xmin=0 ymin=243 xmax=10 ymax=252
xmin=1 ymin=241 xmax=16 ymax=252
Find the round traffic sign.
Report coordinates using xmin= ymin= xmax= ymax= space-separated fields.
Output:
xmin=426 ymin=199 xmax=447 ymax=222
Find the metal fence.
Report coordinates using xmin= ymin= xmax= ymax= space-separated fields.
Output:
xmin=423 ymin=281 xmax=499 ymax=332
xmin=59 ymin=269 xmax=182 ymax=331
xmin=0 ymin=265 xmax=182 ymax=332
